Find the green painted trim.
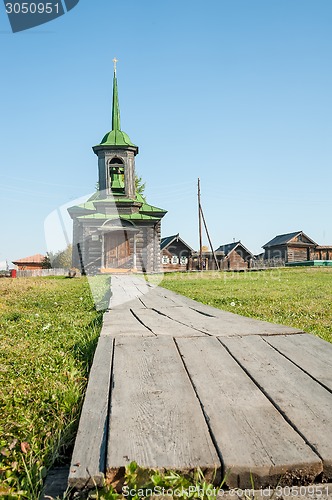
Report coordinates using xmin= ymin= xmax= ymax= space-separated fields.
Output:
xmin=93 ymin=197 xmax=137 ymax=204
xmin=135 ymin=193 xmax=167 ymax=213
xmin=77 ymin=213 xmax=161 ymax=221
xmin=70 ymin=193 xmax=166 ymax=219
xmin=286 ymin=260 xmax=332 ymax=267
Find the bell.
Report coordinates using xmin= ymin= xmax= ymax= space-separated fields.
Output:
xmin=111 ymin=170 xmax=125 ymax=192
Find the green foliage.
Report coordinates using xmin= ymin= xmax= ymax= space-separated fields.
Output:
xmin=0 ymin=277 xmax=103 ymax=498
xmin=135 ymin=175 xmax=146 ymax=200
xmin=50 ymin=245 xmax=73 ymax=269
xmin=71 ymin=462 xmax=228 ymax=500
xmin=160 ymin=267 xmax=332 ymax=343
xmin=41 ymin=254 xmax=52 ymax=269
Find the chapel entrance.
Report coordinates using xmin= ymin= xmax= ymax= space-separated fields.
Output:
xmin=104 ymin=231 xmax=131 ymax=269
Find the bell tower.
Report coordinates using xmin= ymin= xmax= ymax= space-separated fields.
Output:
xmin=69 ymin=59 xmax=167 ymax=274
xmin=92 ymin=58 xmax=138 ymax=199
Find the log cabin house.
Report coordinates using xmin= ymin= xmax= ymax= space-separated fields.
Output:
xmin=161 ymin=234 xmax=194 ymax=271
xmin=263 ymin=231 xmax=316 ymax=263
xmin=215 ymin=241 xmax=254 ymax=270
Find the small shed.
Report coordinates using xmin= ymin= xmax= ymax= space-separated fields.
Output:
xmin=215 ymin=241 xmax=254 ymax=270
xmin=161 ymin=234 xmax=194 ymax=271
xmin=263 ymin=231 xmax=317 ymax=263
xmin=12 ymin=254 xmax=45 ymax=271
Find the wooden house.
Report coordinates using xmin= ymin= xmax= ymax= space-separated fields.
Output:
xmin=68 ymin=63 xmax=166 ymax=274
xmin=215 ymin=241 xmax=254 ymax=270
xmin=12 ymin=254 xmax=45 ymax=270
xmin=311 ymin=246 xmax=332 ymax=261
xmin=161 ymin=234 xmax=193 ymax=271
xmin=263 ymin=231 xmax=317 ymax=263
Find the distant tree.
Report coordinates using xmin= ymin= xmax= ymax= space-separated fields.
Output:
xmin=51 ymin=244 xmax=73 ymax=269
xmin=42 ymin=253 xmax=52 ymax=269
xmin=96 ymin=175 xmax=146 ymax=199
xmin=135 ymin=174 xmax=146 ymax=200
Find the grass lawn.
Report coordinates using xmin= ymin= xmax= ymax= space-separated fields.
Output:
xmin=160 ymin=267 xmax=332 ymax=343
xmin=0 ymin=276 xmax=109 ymax=499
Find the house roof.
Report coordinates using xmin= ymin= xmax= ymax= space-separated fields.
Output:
xmin=215 ymin=241 xmax=238 ymax=255
xmin=161 ymin=234 xmax=194 ymax=252
xmin=263 ymin=231 xmax=317 ymax=248
xmin=12 ymin=253 xmax=45 ymax=264
xmin=215 ymin=241 xmax=254 ymax=258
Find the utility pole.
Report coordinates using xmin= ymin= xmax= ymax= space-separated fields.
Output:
xmin=197 ymin=178 xmax=220 ymax=271
xmin=198 ymin=178 xmax=203 ymax=271
xmin=200 ymin=205 xmax=220 ymax=271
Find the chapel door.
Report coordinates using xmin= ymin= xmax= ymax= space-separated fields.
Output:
xmin=104 ymin=232 xmax=131 ymax=268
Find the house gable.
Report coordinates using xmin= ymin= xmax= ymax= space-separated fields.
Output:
xmin=161 ymin=234 xmax=194 ymax=254
xmin=263 ymin=231 xmax=317 ymax=249
xmin=216 ymin=241 xmax=254 ymax=259
xmin=288 ymin=232 xmax=317 ymax=246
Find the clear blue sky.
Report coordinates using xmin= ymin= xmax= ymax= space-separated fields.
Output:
xmin=1 ymin=0 xmax=332 ymax=267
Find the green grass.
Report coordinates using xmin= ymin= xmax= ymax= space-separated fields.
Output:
xmin=0 ymin=276 xmax=109 ymax=499
xmin=160 ymin=267 xmax=332 ymax=343
xmin=60 ymin=461 xmax=228 ymax=500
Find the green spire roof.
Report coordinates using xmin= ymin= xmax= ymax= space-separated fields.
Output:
xmin=112 ymin=68 xmax=121 ymax=131
xmin=98 ymin=62 xmax=137 ymax=148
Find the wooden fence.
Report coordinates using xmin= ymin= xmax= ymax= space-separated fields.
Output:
xmin=251 ymin=258 xmax=286 ymax=269
xmin=17 ymin=268 xmax=70 ymax=278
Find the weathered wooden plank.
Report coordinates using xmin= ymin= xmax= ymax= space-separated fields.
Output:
xmin=101 ymin=309 xmax=154 ymax=337
xmin=130 ymin=307 xmax=204 ymax=336
xmin=106 ymin=336 xmax=220 ymax=487
xmin=149 ymin=306 xmax=213 ymax=335
xmin=152 ymin=306 xmax=246 ymax=336
xmin=157 ymin=287 xmax=303 ymax=335
xmin=111 ymin=298 xmax=146 ymax=310
xmin=109 ymin=291 xmax=141 ymax=308
xmin=69 ymin=336 xmax=114 ymax=489
xmin=139 ymin=290 xmax=183 ymax=309
xmin=176 ymin=336 xmax=322 ymax=489
xmin=111 ymin=279 xmax=302 ymax=335
xmin=109 ymin=277 xmax=156 ymax=310
xmin=191 ymin=304 xmax=303 ymax=335
xmin=221 ymin=335 xmax=332 ymax=480
xmin=153 ymin=286 xmax=198 ymax=307
xmin=152 ymin=305 xmax=302 ymax=337
xmin=160 ymin=287 xmax=208 ymax=303
xmin=264 ymin=334 xmax=332 ymax=392
xmin=108 ymin=276 xmax=146 ymax=309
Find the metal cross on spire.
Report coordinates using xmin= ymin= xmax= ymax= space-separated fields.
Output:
xmin=113 ymin=57 xmax=118 ymax=74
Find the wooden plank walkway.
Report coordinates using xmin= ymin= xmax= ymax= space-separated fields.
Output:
xmin=69 ymin=275 xmax=332 ymax=491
